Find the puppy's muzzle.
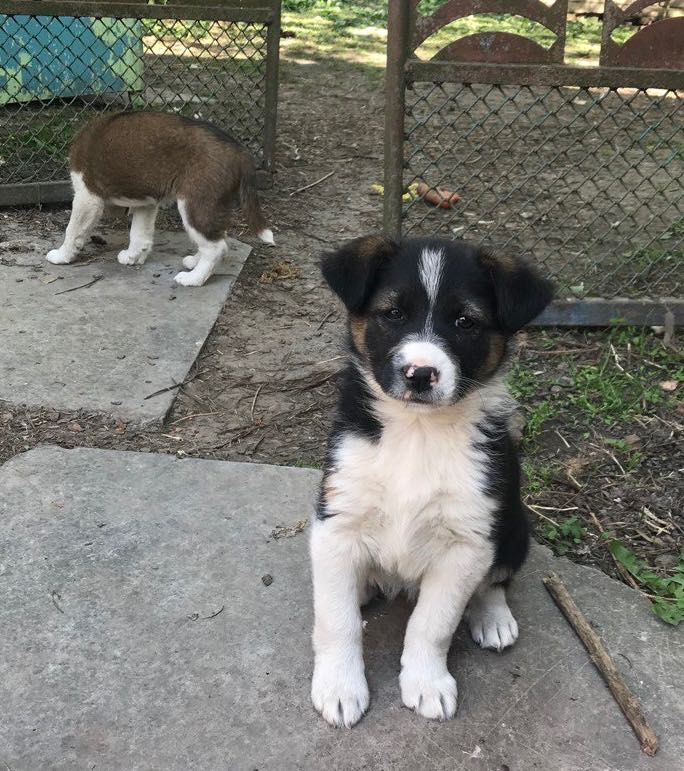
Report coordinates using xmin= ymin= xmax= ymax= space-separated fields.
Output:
xmin=402 ymin=364 xmax=439 ymax=393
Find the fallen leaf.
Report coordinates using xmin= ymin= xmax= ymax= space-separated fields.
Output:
xmin=67 ymin=422 xmax=83 ymax=432
xmin=40 ymin=275 xmax=59 ymax=285
xmin=259 ymin=260 xmax=300 ymax=283
xmin=659 ymin=380 xmax=678 ymax=392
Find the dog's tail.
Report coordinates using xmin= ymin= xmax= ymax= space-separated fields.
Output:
xmin=239 ymin=164 xmax=275 ymax=246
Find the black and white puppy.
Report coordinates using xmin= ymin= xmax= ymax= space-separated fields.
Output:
xmin=310 ymin=235 xmax=553 ymax=728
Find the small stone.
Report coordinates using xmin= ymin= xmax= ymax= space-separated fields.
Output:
xmin=550 ymin=385 xmax=562 ymax=394
xmin=67 ymin=422 xmax=83 ymax=433
xmin=659 ymin=380 xmax=678 ymax=392
xmin=261 ymin=574 xmax=273 ymax=586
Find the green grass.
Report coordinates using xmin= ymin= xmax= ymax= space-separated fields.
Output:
xmin=522 ymin=459 xmax=560 ymax=495
xmin=542 ymin=515 xmax=587 ymax=556
xmin=608 ymin=541 xmax=684 ymax=625
xmin=525 ymin=401 xmax=556 ymax=441
xmin=567 ymin=328 xmax=682 ymax=427
xmin=281 ymin=2 xmax=635 ymax=67
xmin=604 ymin=438 xmax=643 ymax=472
xmin=507 ymin=364 xmax=557 ymax=443
xmin=510 ymin=326 xmax=681 ymax=499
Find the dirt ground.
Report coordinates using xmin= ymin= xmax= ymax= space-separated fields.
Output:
xmin=1 ymin=52 xmax=682 ymax=596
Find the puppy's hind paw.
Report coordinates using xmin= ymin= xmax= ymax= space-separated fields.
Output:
xmin=174 ymin=269 xmax=209 ymax=287
xmin=46 ymin=248 xmax=73 ymax=265
xmin=468 ymin=599 xmax=518 ymax=652
xmin=117 ymin=248 xmax=145 ymax=266
xmin=182 ymin=254 xmax=200 ymax=270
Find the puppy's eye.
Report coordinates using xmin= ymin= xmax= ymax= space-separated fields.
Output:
xmin=455 ymin=316 xmax=476 ymax=329
xmin=384 ymin=308 xmax=406 ymax=322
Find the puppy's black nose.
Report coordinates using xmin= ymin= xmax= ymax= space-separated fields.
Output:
xmin=403 ymin=365 xmax=438 ymax=393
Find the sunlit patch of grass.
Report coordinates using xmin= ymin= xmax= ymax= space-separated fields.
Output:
xmin=280 ymin=2 xmax=635 ymax=69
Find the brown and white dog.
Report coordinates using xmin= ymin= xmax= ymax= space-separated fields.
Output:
xmin=46 ymin=111 xmax=274 ymax=286
xmin=311 ymin=235 xmax=553 ymax=727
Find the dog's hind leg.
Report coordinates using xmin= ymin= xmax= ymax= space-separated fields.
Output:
xmin=118 ymin=204 xmax=158 ymax=266
xmin=47 ymin=172 xmax=104 ymax=264
xmin=174 ymin=198 xmax=226 ymax=286
xmin=465 ymin=580 xmax=519 ymax=652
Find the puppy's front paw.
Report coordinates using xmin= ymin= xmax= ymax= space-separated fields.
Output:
xmin=312 ymin=656 xmax=369 ymax=728
xmin=117 ymin=248 xmax=146 ymax=266
xmin=469 ymin=609 xmax=518 ymax=652
xmin=400 ymin=663 xmax=458 ymax=721
xmin=46 ymin=248 xmax=73 ymax=265
xmin=173 ymin=270 xmax=208 ymax=287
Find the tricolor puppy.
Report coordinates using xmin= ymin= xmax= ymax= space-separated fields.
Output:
xmin=47 ymin=111 xmax=274 ymax=286
xmin=310 ymin=235 xmax=553 ymax=727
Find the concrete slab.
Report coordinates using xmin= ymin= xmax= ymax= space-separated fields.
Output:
xmin=0 ymin=232 xmax=251 ymax=424
xmin=1 ymin=447 xmax=681 ymax=771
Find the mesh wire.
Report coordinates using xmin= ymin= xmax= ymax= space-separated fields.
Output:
xmin=0 ymin=14 xmax=268 ymax=189
xmin=404 ymin=81 xmax=683 ymax=299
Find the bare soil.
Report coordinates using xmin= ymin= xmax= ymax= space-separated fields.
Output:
xmin=1 ymin=54 xmax=681 ymax=587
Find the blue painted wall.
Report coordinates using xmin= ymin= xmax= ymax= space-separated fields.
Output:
xmin=0 ymin=15 xmax=144 ymax=105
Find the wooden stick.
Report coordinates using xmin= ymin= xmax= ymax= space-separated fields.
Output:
xmin=543 ymin=572 xmax=659 ymax=756
xmin=289 ymin=170 xmax=335 ymax=197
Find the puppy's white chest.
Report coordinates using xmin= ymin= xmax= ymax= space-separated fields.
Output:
xmin=327 ymin=417 xmax=495 ymax=579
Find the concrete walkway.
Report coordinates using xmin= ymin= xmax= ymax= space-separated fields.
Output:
xmin=1 ymin=447 xmax=681 ymax=770
xmin=0 ymin=232 xmax=250 ymax=423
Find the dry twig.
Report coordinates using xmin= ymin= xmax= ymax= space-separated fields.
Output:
xmin=54 ymin=274 xmax=103 ymax=295
xmin=289 ymin=170 xmax=335 ymax=197
xmin=543 ymin=572 xmax=658 ymax=756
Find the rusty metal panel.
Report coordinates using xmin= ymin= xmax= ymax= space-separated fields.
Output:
xmin=413 ymin=0 xmax=568 ymax=64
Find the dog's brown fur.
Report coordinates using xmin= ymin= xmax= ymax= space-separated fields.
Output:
xmin=70 ymin=111 xmax=267 ymax=239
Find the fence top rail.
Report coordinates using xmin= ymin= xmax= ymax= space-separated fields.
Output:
xmin=0 ymin=0 xmax=276 ymax=22
xmin=407 ymin=60 xmax=684 ymax=91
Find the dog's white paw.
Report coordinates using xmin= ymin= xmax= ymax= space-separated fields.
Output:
xmin=46 ymin=248 xmax=73 ymax=264
xmin=117 ymin=248 xmax=145 ymax=266
xmin=257 ymin=228 xmax=275 ymax=246
xmin=400 ymin=662 xmax=458 ymax=721
xmin=312 ymin=656 xmax=369 ymax=728
xmin=468 ymin=603 xmax=518 ymax=652
xmin=182 ymin=254 xmax=200 ymax=270
xmin=173 ymin=269 xmax=208 ymax=287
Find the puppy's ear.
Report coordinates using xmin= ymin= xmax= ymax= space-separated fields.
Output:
xmin=479 ymin=251 xmax=554 ymax=333
xmin=321 ymin=235 xmax=397 ymax=313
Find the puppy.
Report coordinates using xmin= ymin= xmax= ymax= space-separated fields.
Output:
xmin=310 ymin=235 xmax=553 ymax=727
xmin=46 ymin=111 xmax=274 ymax=286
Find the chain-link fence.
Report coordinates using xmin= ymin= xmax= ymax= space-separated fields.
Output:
xmin=384 ymin=0 xmax=684 ymax=325
xmin=0 ymin=1 xmax=280 ymax=205
xmin=403 ymin=81 xmax=683 ymax=301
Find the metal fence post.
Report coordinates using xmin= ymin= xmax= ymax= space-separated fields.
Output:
xmin=383 ymin=0 xmax=410 ymax=239
xmin=262 ymin=0 xmax=281 ymax=174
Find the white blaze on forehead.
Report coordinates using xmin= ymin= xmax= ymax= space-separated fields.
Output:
xmin=419 ymin=247 xmax=445 ymax=305
xmin=395 ymin=338 xmax=458 ymax=400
